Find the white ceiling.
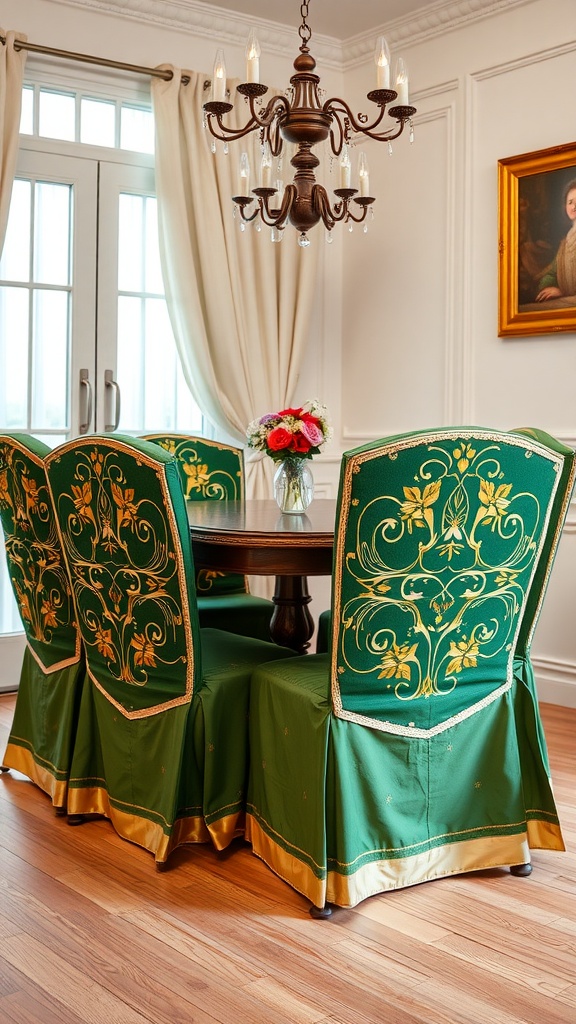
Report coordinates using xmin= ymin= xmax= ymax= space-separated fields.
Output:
xmin=194 ymin=0 xmax=441 ymax=41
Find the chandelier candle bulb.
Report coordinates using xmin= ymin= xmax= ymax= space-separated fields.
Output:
xmin=261 ymin=142 xmax=272 ymax=187
xmin=246 ymin=29 xmax=260 ymax=84
xmin=358 ymin=153 xmax=369 ymax=196
xmin=395 ymin=57 xmax=409 ymax=105
xmin=212 ymin=50 xmax=226 ymax=102
xmin=375 ymin=36 xmax=391 ymax=90
xmin=339 ymin=145 xmax=351 ymax=189
xmin=238 ymin=151 xmax=250 ymax=196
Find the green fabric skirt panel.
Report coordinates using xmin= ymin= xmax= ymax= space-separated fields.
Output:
xmin=246 ymin=655 xmax=332 ymax=906
xmin=2 ymin=649 xmax=85 ymax=808
xmin=512 ymin=655 xmax=563 ymax=842
xmin=67 ymin=679 xmax=207 ymax=860
xmin=194 ymin=628 xmax=296 ymax=848
xmin=197 ymin=592 xmax=273 ymax=642
xmin=246 ymin=653 xmax=563 ymax=909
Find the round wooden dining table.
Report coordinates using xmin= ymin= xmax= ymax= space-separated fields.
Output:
xmin=187 ymin=499 xmax=336 ymax=654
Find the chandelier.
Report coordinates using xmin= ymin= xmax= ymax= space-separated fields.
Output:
xmin=203 ymin=0 xmax=416 ymax=246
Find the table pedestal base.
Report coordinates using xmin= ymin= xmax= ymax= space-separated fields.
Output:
xmin=271 ymin=575 xmax=315 ymax=655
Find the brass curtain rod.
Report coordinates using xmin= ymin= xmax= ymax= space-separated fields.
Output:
xmin=0 ymin=34 xmax=191 ymax=83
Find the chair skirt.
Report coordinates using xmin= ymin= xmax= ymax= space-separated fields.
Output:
xmin=2 ymin=648 xmax=85 ymax=809
xmin=246 ymin=654 xmax=564 ymax=910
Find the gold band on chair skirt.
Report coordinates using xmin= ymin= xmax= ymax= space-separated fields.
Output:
xmin=67 ymin=784 xmax=211 ymax=862
xmin=2 ymin=741 xmax=68 ymax=809
xmin=246 ymin=814 xmax=563 ymax=909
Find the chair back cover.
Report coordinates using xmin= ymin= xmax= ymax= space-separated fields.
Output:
xmin=0 ymin=434 xmax=81 ymax=671
xmin=0 ymin=433 xmax=83 ymax=806
xmin=330 ymin=427 xmax=573 ymax=736
xmin=46 ymin=434 xmax=199 ymax=718
xmin=143 ymin=434 xmax=246 ymax=597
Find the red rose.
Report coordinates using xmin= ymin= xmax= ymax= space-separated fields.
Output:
xmin=290 ymin=432 xmax=312 ymax=453
xmin=268 ymin=426 xmax=293 ymax=451
xmin=278 ymin=406 xmax=303 ymax=418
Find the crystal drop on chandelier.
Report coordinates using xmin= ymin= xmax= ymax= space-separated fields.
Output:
xmin=298 ymin=233 xmax=310 ymax=248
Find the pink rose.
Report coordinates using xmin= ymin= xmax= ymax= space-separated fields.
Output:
xmin=300 ymin=418 xmax=323 ymax=446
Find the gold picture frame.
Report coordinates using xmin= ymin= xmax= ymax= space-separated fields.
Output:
xmin=498 ymin=142 xmax=576 ymax=337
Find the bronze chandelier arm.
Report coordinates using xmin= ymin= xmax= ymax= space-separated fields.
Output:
xmin=324 ymin=96 xmax=413 ymax=149
xmin=235 ymin=199 xmax=261 ymax=223
xmin=313 ymin=186 xmax=336 ymax=232
xmin=257 ymin=184 xmax=297 ymax=229
xmin=204 ymin=91 xmax=291 ymax=144
xmin=344 ymin=200 xmax=373 ymax=225
xmin=324 ymin=97 xmax=388 ymax=152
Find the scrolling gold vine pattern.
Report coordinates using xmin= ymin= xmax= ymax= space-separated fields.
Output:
xmin=0 ymin=440 xmax=77 ymax=663
xmin=338 ymin=438 xmax=553 ymax=709
xmin=54 ymin=445 xmax=187 ymax=692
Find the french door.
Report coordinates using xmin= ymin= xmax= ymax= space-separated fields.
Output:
xmin=0 ymin=145 xmax=201 ymax=688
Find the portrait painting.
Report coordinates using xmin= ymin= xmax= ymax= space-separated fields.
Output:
xmin=498 ymin=142 xmax=576 ymax=337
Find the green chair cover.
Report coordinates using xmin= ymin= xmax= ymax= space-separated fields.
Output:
xmin=246 ymin=427 xmax=574 ymax=910
xmin=142 ymin=434 xmax=273 ymax=641
xmin=0 ymin=434 xmax=84 ymax=809
xmin=46 ymin=434 xmax=293 ymax=863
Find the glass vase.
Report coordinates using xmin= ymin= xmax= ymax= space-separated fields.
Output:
xmin=273 ymin=458 xmax=314 ymax=514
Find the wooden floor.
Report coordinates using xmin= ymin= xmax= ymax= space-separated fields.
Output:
xmin=0 ymin=694 xmax=575 ymax=1024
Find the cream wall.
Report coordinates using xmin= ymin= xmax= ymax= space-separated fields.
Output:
xmin=3 ymin=0 xmax=576 ymax=701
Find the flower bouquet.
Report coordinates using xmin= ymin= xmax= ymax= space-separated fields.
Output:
xmin=247 ymin=400 xmax=332 ymax=513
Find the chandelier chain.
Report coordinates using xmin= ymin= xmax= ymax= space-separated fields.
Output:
xmin=299 ymin=1 xmax=312 ymax=47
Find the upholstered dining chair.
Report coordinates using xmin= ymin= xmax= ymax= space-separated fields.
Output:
xmin=142 ymin=434 xmax=274 ymax=641
xmin=0 ymin=434 xmax=84 ymax=812
xmin=45 ymin=433 xmax=293 ymax=864
xmin=246 ymin=427 xmax=575 ymax=914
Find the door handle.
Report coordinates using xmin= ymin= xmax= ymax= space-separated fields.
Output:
xmin=104 ymin=369 xmax=121 ymax=432
xmin=79 ymin=368 xmax=92 ymax=434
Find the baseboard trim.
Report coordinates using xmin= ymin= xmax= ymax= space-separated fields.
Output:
xmin=533 ymin=655 xmax=576 ymax=709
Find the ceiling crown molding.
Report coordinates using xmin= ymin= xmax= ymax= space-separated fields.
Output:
xmin=343 ymin=0 xmax=534 ymax=65
xmin=36 ymin=0 xmax=532 ymax=70
xmin=41 ymin=0 xmax=344 ymax=68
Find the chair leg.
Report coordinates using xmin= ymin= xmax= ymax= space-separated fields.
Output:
xmin=54 ymin=805 xmax=67 ymax=817
xmin=67 ymin=814 xmax=85 ymax=826
xmin=309 ymin=903 xmax=333 ymax=919
xmin=0 ymin=765 xmax=10 ymax=773
xmin=510 ymin=863 xmax=532 ymax=877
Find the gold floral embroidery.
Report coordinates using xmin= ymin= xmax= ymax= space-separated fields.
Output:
xmin=399 ymin=481 xmax=441 ymax=532
xmin=183 ymin=462 xmax=210 ymax=497
xmin=378 ymin=642 xmax=419 ymax=681
xmin=478 ymin=479 xmax=513 ymax=527
xmin=446 ymin=636 xmax=479 ymax=675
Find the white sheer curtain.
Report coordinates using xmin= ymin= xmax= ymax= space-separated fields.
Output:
xmin=151 ymin=68 xmax=320 ymax=498
xmin=0 ymin=31 xmax=27 ymax=252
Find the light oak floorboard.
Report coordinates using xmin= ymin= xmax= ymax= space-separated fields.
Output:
xmin=0 ymin=694 xmax=575 ymax=1024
